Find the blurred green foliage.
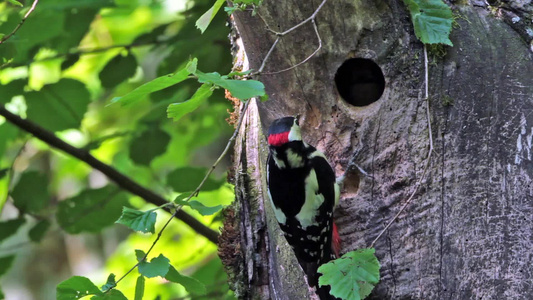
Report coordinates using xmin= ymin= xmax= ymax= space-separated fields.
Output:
xmin=0 ymin=0 xmax=240 ymax=298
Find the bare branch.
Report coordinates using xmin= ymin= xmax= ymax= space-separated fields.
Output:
xmin=263 ymin=19 xmax=322 ymax=75
xmin=0 ymin=0 xmax=39 ymax=45
xmin=254 ymin=0 xmax=327 ymax=75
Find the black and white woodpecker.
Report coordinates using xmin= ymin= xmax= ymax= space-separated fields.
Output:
xmin=266 ymin=116 xmax=340 ymax=299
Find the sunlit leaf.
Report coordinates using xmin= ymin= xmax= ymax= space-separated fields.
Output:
xmin=134 ymin=276 xmax=145 ymax=300
xmin=174 ymin=199 xmax=223 ymax=216
xmin=99 ymin=52 xmax=138 ymax=89
xmin=138 ymin=254 xmax=170 ymax=278
xmin=25 ymin=79 xmax=91 ymax=132
xmin=166 ymin=166 xmax=224 ymax=193
xmin=318 ymin=248 xmax=380 ymax=300
xmin=56 ymin=276 xmax=103 ymax=300
xmin=115 ymin=207 xmax=157 ymax=234
xmin=0 ymin=255 xmax=15 ymax=277
xmin=196 ymin=70 xmax=265 ymax=100
xmin=129 ymin=125 xmax=170 ymax=166
xmin=167 ymin=84 xmax=213 ymax=122
xmin=165 ymin=266 xmax=206 ymax=295
xmin=111 ymin=58 xmax=197 ymax=106
xmin=0 ymin=218 xmax=25 ymax=244
xmin=195 ymin=0 xmax=226 ymax=33
xmin=6 ymin=0 xmax=23 ymax=7
xmin=101 ymin=273 xmax=117 ymax=292
xmin=91 ymin=289 xmax=128 ymax=300
xmin=57 ymin=187 xmax=129 ymax=234
xmin=403 ymin=0 xmax=453 ymax=45
xmin=11 ymin=171 xmax=49 ymax=214
xmin=28 ymin=219 xmax=50 ymax=242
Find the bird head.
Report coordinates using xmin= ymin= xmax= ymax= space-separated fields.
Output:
xmin=267 ymin=116 xmax=302 ymax=147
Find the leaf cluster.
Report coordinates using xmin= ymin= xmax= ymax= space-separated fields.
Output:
xmin=0 ymin=0 xmax=252 ymax=298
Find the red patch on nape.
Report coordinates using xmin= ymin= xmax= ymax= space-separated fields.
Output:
xmin=332 ymin=222 xmax=341 ymax=258
xmin=268 ymin=131 xmax=290 ymax=147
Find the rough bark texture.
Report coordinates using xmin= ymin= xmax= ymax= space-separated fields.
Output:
xmin=222 ymin=0 xmax=533 ymax=298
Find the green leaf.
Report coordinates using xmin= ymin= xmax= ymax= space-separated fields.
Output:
xmin=174 ymin=199 xmax=223 ymax=216
xmin=11 ymin=171 xmax=49 ymax=214
xmin=195 ymin=70 xmax=265 ymax=100
xmin=167 ymin=84 xmax=213 ymax=122
xmin=115 ymin=207 xmax=157 ymax=234
xmin=0 ymin=122 xmax=19 ymax=158
xmin=135 ymin=249 xmax=146 ymax=262
xmin=403 ymin=0 xmax=453 ymax=46
xmin=57 ymin=187 xmax=129 ymax=234
xmin=0 ymin=79 xmax=26 ymax=104
xmin=195 ymin=0 xmax=226 ymax=33
xmin=25 ymin=79 xmax=91 ymax=132
xmin=134 ymin=276 xmax=145 ymax=300
xmin=99 ymin=52 xmax=138 ymax=89
xmin=0 ymin=218 xmax=25 ymax=244
xmin=0 ymin=169 xmax=8 ymax=180
xmin=165 ymin=266 xmax=206 ymax=295
xmin=138 ymin=254 xmax=170 ymax=278
xmin=166 ymin=167 xmax=224 ymax=193
xmin=6 ymin=0 xmax=23 ymax=7
xmin=111 ymin=58 xmax=197 ymax=106
xmin=91 ymin=289 xmax=127 ymax=300
xmin=0 ymin=255 xmax=15 ymax=277
xmin=101 ymin=273 xmax=116 ymax=292
xmin=318 ymin=248 xmax=381 ymax=300
xmin=56 ymin=276 xmax=103 ymax=300
xmin=129 ymin=125 xmax=170 ymax=166
xmin=28 ymin=219 xmax=51 ymax=242
xmin=61 ymin=54 xmax=80 ymax=70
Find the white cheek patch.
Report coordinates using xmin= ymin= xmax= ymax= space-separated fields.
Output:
xmin=267 ymin=189 xmax=287 ymax=224
xmin=295 ymin=169 xmax=324 ymax=230
xmin=286 ymin=149 xmax=304 ymax=168
xmin=288 ymin=122 xmax=302 ymax=142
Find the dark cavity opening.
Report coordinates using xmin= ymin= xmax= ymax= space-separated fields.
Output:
xmin=334 ymin=58 xmax=385 ymax=106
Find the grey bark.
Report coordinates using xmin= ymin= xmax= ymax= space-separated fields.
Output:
xmin=221 ymin=0 xmax=533 ymax=299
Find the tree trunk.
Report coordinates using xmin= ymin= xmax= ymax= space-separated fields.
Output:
xmin=221 ymin=0 xmax=533 ymax=299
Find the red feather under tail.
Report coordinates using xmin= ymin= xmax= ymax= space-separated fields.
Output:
xmin=332 ymin=222 xmax=341 ymax=258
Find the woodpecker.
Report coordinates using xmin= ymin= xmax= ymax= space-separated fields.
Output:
xmin=266 ymin=116 xmax=340 ymax=299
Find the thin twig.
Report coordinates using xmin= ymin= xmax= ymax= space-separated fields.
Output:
xmin=186 ymin=100 xmax=251 ymax=202
xmin=253 ymin=0 xmax=327 ymax=75
xmin=0 ymin=0 xmax=39 ymax=45
xmin=370 ymin=45 xmax=433 ymax=248
xmin=257 ymin=37 xmax=280 ymax=74
xmin=111 ymin=99 xmax=252 ymax=290
xmin=263 ymin=19 xmax=322 ymax=75
xmin=268 ymin=0 xmax=328 ymax=36
xmin=0 ymin=105 xmax=219 ymax=243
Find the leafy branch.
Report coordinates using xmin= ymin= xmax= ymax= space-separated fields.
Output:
xmin=0 ymin=105 xmax=220 ymax=244
xmin=105 ymin=100 xmax=251 ymax=294
xmin=0 ymin=0 xmax=39 ymax=45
